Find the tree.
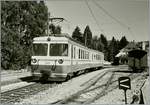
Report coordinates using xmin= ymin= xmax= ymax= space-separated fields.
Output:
xmin=100 ymin=34 xmax=108 ymax=49
xmin=55 ymin=25 xmax=61 ymax=34
xmin=99 ymin=34 xmax=109 ymax=61
xmin=119 ymin=36 xmax=129 ymax=50
xmin=1 ymin=1 xmax=48 ymax=70
xmin=49 ymin=24 xmax=56 ymax=34
xmin=108 ymin=37 xmax=119 ymax=62
xmin=72 ymin=26 xmax=83 ymax=43
xmin=83 ymin=25 xmax=92 ymax=47
xmin=49 ymin=24 xmax=61 ymax=34
xmin=91 ymin=36 xmax=104 ymax=52
xmin=91 ymin=36 xmax=98 ymax=50
xmin=97 ymin=37 xmax=104 ymax=52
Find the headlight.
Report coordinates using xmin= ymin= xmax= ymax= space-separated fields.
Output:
xmin=32 ymin=59 xmax=37 ymax=63
xmin=58 ymin=59 xmax=63 ymax=64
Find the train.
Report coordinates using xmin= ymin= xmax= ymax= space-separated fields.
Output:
xmin=31 ymin=34 xmax=104 ymax=81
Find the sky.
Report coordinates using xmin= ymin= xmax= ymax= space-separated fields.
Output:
xmin=45 ymin=0 xmax=149 ymax=41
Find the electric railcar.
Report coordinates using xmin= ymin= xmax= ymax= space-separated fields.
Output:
xmin=31 ymin=34 xmax=104 ymax=81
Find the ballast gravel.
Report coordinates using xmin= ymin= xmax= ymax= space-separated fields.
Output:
xmin=11 ymin=67 xmax=148 ymax=104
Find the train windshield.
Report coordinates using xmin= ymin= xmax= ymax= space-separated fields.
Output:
xmin=50 ymin=44 xmax=68 ymax=56
xmin=33 ymin=43 xmax=48 ymax=56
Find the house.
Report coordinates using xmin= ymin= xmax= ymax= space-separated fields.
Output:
xmin=116 ymin=41 xmax=149 ymax=64
xmin=115 ymin=41 xmax=138 ymax=64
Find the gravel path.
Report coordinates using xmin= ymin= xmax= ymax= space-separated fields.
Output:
xmin=1 ymin=71 xmax=31 ymax=82
xmin=1 ymin=82 xmax=34 ymax=93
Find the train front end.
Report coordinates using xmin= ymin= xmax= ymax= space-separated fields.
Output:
xmin=31 ymin=36 xmax=71 ymax=81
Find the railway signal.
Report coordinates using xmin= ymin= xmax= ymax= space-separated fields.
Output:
xmin=118 ymin=77 xmax=131 ymax=104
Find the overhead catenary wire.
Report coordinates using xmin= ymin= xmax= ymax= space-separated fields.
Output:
xmin=92 ymin=0 xmax=136 ymax=41
xmin=84 ymin=0 xmax=105 ymax=35
xmin=93 ymin=0 xmax=128 ymax=29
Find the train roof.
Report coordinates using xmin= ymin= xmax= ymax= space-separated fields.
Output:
xmin=33 ymin=34 xmax=68 ymax=41
xmin=33 ymin=33 xmax=103 ymax=55
xmin=33 ymin=33 xmax=85 ymax=45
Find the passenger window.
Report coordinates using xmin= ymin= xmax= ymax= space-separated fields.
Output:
xmin=74 ymin=47 xmax=76 ymax=59
xmin=83 ymin=51 xmax=85 ymax=59
xmin=81 ymin=50 xmax=83 ymax=59
xmin=79 ymin=49 xmax=80 ymax=59
xmin=81 ymin=50 xmax=82 ymax=59
xmin=71 ymin=45 xmax=73 ymax=59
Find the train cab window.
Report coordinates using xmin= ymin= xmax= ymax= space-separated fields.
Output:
xmin=33 ymin=43 xmax=48 ymax=56
xmin=50 ymin=44 xmax=68 ymax=56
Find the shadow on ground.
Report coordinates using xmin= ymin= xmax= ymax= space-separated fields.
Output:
xmin=113 ymin=70 xmax=134 ymax=73
xmin=19 ymin=76 xmax=63 ymax=84
xmin=113 ymin=70 xmax=144 ymax=73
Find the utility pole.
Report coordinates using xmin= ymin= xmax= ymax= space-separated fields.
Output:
xmin=47 ymin=12 xmax=50 ymax=36
xmin=85 ymin=32 xmax=87 ymax=46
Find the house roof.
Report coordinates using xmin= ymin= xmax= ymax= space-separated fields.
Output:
xmin=115 ymin=41 xmax=138 ymax=57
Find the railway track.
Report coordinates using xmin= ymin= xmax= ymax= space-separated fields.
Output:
xmin=51 ymin=69 xmax=146 ymax=104
xmin=1 ymin=65 xmax=145 ymax=104
xmin=51 ymin=70 xmax=115 ymax=104
xmin=1 ymin=82 xmax=57 ymax=104
xmin=0 ymin=66 xmax=112 ymax=104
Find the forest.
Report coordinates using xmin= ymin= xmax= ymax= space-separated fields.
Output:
xmin=1 ymin=1 xmax=129 ymax=70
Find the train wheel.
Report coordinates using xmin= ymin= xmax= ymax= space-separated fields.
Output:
xmin=73 ymin=72 xmax=78 ymax=77
xmin=86 ymin=69 xmax=90 ymax=73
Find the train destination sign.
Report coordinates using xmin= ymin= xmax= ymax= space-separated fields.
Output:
xmin=118 ymin=77 xmax=131 ymax=90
